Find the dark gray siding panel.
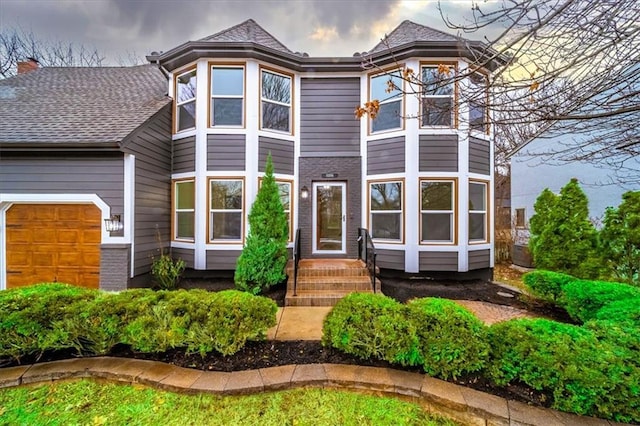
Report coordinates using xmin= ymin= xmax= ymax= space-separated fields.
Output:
xmin=469 ymin=137 xmax=490 ymax=175
xmin=259 ymin=137 xmax=294 ymax=175
xmin=469 ymin=249 xmax=491 ymax=270
xmin=376 ymin=249 xmax=405 ymax=270
xmin=207 ymin=250 xmax=242 ymax=269
xmin=419 ymin=251 xmax=458 ymax=271
xmin=419 ymin=135 xmax=458 ymax=172
xmin=172 ymin=248 xmax=195 ymax=269
xmin=173 ymin=135 xmax=195 ymax=173
xmin=367 ymin=136 xmax=405 ymax=175
xmin=0 ymin=153 xmax=124 ymax=211
xmin=207 ymin=134 xmax=246 ymax=171
xmin=300 ymin=78 xmax=360 ymax=155
xmin=122 ymin=105 xmax=173 ymax=276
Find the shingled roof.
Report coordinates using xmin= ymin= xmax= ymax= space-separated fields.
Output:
xmin=369 ymin=20 xmax=461 ymax=54
xmin=200 ymin=18 xmax=293 ymax=54
xmin=0 ymin=64 xmax=170 ymax=146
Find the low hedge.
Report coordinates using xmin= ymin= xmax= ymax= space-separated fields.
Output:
xmin=593 ymin=297 xmax=640 ymax=327
xmin=561 ymin=280 xmax=640 ymax=323
xmin=487 ymin=318 xmax=639 ymax=422
xmin=0 ymin=284 xmax=278 ymax=361
xmin=522 ymin=270 xmax=576 ymax=301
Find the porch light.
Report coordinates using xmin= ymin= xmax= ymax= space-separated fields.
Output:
xmin=104 ymin=214 xmax=123 ymax=232
xmin=300 ymin=186 xmax=309 ymax=199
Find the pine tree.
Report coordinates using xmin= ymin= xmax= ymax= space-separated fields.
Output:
xmin=234 ymin=153 xmax=288 ymax=294
xmin=601 ymin=191 xmax=640 ymax=285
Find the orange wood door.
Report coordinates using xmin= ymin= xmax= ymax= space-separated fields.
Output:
xmin=6 ymin=204 xmax=101 ymax=289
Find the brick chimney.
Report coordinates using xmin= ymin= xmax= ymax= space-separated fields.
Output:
xmin=17 ymin=57 xmax=39 ymax=75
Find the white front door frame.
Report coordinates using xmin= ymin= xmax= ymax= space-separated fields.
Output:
xmin=312 ymin=181 xmax=347 ymax=254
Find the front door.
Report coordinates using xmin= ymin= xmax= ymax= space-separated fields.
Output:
xmin=312 ymin=182 xmax=346 ymax=253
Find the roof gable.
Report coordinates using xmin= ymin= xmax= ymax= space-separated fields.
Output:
xmin=200 ymin=19 xmax=293 ymax=54
xmin=369 ymin=20 xmax=461 ymax=53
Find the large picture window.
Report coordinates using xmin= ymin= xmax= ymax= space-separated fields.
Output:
xmin=261 ymin=69 xmax=292 ymax=133
xmin=211 ymin=66 xmax=244 ymax=127
xmin=209 ymin=179 xmax=243 ymax=242
xmin=175 ymin=68 xmax=196 ymax=132
xmin=420 ymin=180 xmax=455 ymax=243
xmin=469 ymin=181 xmax=488 ymax=242
xmin=369 ymin=181 xmax=403 ymax=242
xmin=469 ymin=72 xmax=489 ymax=132
xmin=421 ymin=65 xmax=454 ymax=127
xmin=370 ymin=71 xmax=403 ymax=133
xmin=174 ymin=180 xmax=195 ymax=241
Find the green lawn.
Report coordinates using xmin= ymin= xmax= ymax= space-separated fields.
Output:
xmin=0 ymin=379 xmax=459 ymax=426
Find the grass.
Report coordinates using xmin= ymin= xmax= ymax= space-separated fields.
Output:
xmin=0 ymin=379 xmax=460 ymax=426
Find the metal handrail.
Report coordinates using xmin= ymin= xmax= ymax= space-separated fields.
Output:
xmin=357 ymin=227 xmax=377 ymax=293
xmin=293 ymin=228 xmax=301 ymax=296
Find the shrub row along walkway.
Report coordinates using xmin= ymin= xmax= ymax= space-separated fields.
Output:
xmin=0 ymin=357 xmax=619 ymax=426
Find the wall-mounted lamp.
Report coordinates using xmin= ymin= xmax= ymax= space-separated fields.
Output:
xmin=300 ymin=186 xmax=309 ymax=199
xmin=104 ymin=214 xmax=124 ymax=232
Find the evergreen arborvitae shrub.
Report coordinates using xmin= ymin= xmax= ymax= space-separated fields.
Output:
xmin=235 ymin=153 xmax=289 ymax=294
xmin=522 ymin=270 xmax=576 ymax=302
xmin=561 ymin=279 xmax=640 ymax=323
xmin=600 ymin=191 xmax=640 ymax=285
xmin=528 ymin=179 xmax=600 ymax=278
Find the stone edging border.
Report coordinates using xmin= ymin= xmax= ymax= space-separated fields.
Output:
xmin=0 ymin=357 xmax=619 ymax=426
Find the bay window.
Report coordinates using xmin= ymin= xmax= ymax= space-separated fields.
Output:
xmin=369 ymin=181 xmax=403 ymax=242
xmin=370 ymin=70 xmax=403 ymax=133
xmin=209 ymin=179 xmax=244 ymax=242
xmin=210 ymin=66 xmax=244 ymax=127
xmin=421 ymin=64 xmax=455 ymax=127
xmin=469 ymin=181 xmax=488 ymax=242
xmin=175 ymin=68 xmax=196 ymax=132
xmin=261 ymin=69 xmax=292 ymax=133
xmin=173 ymin=179 xmax=195 ymax=241
xmin=420 ymin=180 xmax=455 ymax=243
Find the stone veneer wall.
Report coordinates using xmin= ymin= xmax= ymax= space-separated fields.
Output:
xmin=100 ymin=244 xmax=131 ymax=291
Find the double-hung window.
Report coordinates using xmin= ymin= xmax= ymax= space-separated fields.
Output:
xmin=174 ymin=180 xmax=195 ymax=241
xmin=369 ymin=181 xmax=403 ymax=242
xmin=469 ymin=72 xmax=489 ymax=132
xmin=175 ymin=68 xmax=197 ymax=132
xmin=261 ymin=69 xmax=292 ymax=133
xmin=420 ymin=180 xmax=455 ymax=243
xmin=469 ymin=181 xmax=488 ymax=242
xmin=421 ymin=65 xmax=454 ymax=127
xmin=209 ymin=179 xmax=243 ymax=242
xmin=370 ymin=71 xmax=403 ymax=133
xmin=211 ymin=66 xmax=244 ymax=127
xmin=277 ymin=181 xmax=292 ymax=242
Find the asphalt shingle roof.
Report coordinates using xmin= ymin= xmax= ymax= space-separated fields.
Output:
xmin=369 ymin=20 xmax=461 ymax=54
xmin=0 ymin=64 xmax=170 ymax=145
xmin=200 ymin=18 xmax=293 ymax=54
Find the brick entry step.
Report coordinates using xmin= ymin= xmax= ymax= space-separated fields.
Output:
xmin=285 ymin=259 xmax=382 ymax=306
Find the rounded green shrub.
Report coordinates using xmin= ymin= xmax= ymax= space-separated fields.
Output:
xmin=593 ymin=297 xmax=640 ymax=327
xmin=522 ymin=270 xmax=576 ymax=302
xmin=322 ymin=293 xmax=420 ymax=366
xmin=407 ymin=298 xmax=488 ymax=379
xmin=562 ymin=279 xmax=640 ymax=323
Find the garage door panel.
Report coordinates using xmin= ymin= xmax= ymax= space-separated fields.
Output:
xmin=6 ymin=204 xmax=101 ymax=289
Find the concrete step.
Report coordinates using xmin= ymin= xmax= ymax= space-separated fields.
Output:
xmin=286 ymin=259 xmax=370 ymax=277
xmin=285 ymin=289 xmax=373 ymax=307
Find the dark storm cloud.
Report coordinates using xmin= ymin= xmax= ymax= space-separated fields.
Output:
xmin=307 ymin=0 xmax=401 ymax=38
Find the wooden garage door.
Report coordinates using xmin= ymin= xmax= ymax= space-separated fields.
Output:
xmin=6 ymin=204 xmax=101 ymax=289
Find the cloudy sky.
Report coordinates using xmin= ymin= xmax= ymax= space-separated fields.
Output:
xmin=1 ymin=0 xmax=491 ymax=63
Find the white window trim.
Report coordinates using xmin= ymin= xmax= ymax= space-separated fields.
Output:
xmin=173 ymin=179 xmax=195 ymax=242
xmin=368 ymin=180 xmax=404 ymax=244
xmin=210 ymin=65 xmax=245 ymax=128
xmin=209 ymin=178 xmax=244 ymax=243
xmin=420 ymin=179 xmax=456 ymax=244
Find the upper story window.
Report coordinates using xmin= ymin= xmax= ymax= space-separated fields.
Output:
xmin=421 ymin=64 xmax=455 ymax=127
xmin=261 ymin=69 xmax=292 ymax=133
xmin=370 ymin=70 xmax=403 ymax=133
xmin=211 ymin=66 xmax=244 ymax=127
xmin=515 ymin=208 xmax=526 ymax=228
xmin=173 ymin=179 xmax=195 ymax=241
xmin=469 ymin=181 xmax=489 ymax=242
xmin=175 ymin=68 xmax=197 ymax=132
xmin=369 ymin=180 xmax=403 ymax=242
xmin=469 ymin=72 xmax=489 ymax=133
xmin=420 ymin=179 xmax=456 ymax=244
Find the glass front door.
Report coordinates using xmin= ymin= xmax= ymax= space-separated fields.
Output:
xmin=313 ymin=182 xmax=346 ymax=253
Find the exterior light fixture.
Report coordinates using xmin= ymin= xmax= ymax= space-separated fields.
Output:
xmin=104 ymin=214 xmax=123 ymax=232
xmin=300 ymin=186 xmax=309 ymax=199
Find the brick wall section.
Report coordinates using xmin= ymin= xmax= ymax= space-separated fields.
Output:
xmin=100 ymin=244 xmax=131 ymax=291
xmin=298 ymin=156 xmax=362 ymax=259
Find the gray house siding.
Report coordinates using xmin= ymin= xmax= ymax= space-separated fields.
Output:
xmin=0 ymin=152 xmax=125 ymax=211
xmin=259 ymin=136 xmax=294 ymax=174
xmin=468 ymin=249 xmax=490 ymax=270
xmin=367 ymin=136 xmax=405 ymax=175
xmin=173 ymin=135 xmax=196 ymax=173
xmin=206 ymin=250 xmax=241 ymax=269
xmin=207 ymin=134 xmax=246 ymax=171
xmin=172 ymin=248 xmax=195 ymax=269
xmin=376 ymin=249 xmax=405 ymax=270
xmin=419 ymin=135 xmax=458 ymax=172
xmin=300 ymin=78 xmax=360 ymax=155
xmin=469 ymin=137 xmax=490 ymax=175
xmin=122 ymin=105 xmax=172 ymax=276
xmin=419 ymin=251 xmax=458 ymax=271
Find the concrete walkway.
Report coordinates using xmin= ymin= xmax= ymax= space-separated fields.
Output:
xmin=0 ymin=357 xmax=619 ymax=426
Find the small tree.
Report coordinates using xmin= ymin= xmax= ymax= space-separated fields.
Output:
xmin=529 ymin=179 xmax=600 ymax=278
xmin=234 ymin=153 xmax=288 ymax=294
xmin=600 ymin=191 xmax=640 ymax=285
